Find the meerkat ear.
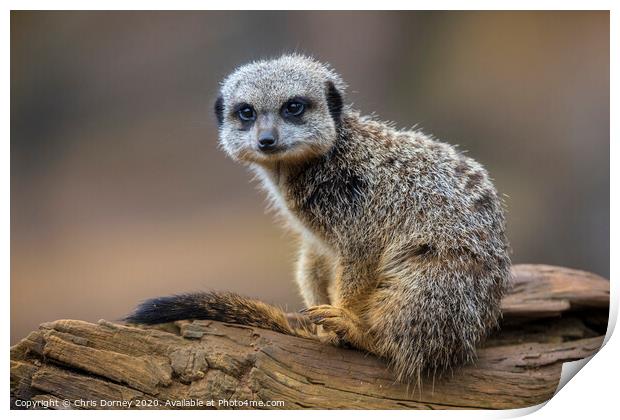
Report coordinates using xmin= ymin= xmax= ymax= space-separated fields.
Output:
xmin=325 ymin=81 xmax=343 ymax=126
xmin=214 ymin=95 xmax=224 ymax=127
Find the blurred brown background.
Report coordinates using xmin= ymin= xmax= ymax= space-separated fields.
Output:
xmin=11 ymin=11 xmax=609 ymax=343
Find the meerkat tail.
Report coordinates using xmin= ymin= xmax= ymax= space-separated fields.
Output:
xmin=124 ymin=291 xmax=314 ymax=338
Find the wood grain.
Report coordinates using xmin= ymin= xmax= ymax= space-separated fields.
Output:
xmin=10 ymin=264 xmax=609 ymax=410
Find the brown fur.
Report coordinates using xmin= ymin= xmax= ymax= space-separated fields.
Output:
xmin=127 ymin=55 xmax=511 ymax=385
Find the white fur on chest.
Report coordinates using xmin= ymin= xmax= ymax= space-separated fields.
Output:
xmin=251 ymin=164 xmax=334 ymax=256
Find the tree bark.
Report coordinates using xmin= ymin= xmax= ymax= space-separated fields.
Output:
xmin=10 ymin=264 xmax=609 ymax=410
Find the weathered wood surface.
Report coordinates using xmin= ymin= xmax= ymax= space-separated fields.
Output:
xmin=11 ymin=264 xmax=609 ymax=410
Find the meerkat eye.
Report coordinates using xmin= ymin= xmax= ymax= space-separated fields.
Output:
xmin=237 ymin=106 xmax=256 ymax=122
xmin=283 ymin=101 xmax=305 ymax=118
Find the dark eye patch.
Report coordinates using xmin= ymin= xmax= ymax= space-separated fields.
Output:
xmin=284 ymin=101 xmax=305 ymax=117
xmin=231 ymin=102 xmax=256 ymax=129
xmin=280 ymin=96 xmax=312 ymax=123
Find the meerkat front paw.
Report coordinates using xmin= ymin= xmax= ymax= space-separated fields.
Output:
xmin=300 ymin=305 xmax=365 ymax=348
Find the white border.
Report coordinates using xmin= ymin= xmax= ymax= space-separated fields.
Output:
xmin=4 ymin=3 xmax=614 ymax=419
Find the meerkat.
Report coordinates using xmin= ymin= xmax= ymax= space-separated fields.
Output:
xmin=126 ymin=54 xmax=511 ymax=384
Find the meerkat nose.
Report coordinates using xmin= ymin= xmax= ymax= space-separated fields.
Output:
xmin=258 ymin=130 xmax=278 ymax=151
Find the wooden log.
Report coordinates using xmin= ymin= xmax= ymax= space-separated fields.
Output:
xmin=502 ymin=265 xmax=609 ymax=318
xmin=10 ymin=264 xmax=609 ymax=410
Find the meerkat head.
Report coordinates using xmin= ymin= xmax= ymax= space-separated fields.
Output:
xmin=214 ymin=54 xmax=345 ymax=165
